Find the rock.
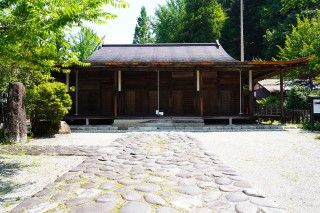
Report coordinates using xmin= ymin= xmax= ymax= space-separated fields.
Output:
xmin=135 ymin=184 xmax=161 ymax=192
xmin=235 ymin=202 xmax=258 ymax=213
xmin=243 ymin=188 xmax=266 ymax=198
xmin=96 ymin=193 xmax=118 ymax=203
xmin=157 ymin=207 xmax=180 ymax=213
xmin=99 ymin=182 xmax=115 ymax=190
xmin=145 ymin=176 xmax=163 ymax=183
xmin=202 ymin=190 xmax=222 ymax=202
xmin=11 ymin=197 xmax=42 ymax=213
xmin=193 ymin=208 xmax=212 ymax=213
xmin=65 ymin=198 xmax=89 ymax=207
xmin=219 ymin=185 xmax=240 ymax=192
xmin=144 ymin=193 xmax=166 ymax=206
xmin=59 ymin=121 xmax=71 ymax=134
xmin=27 ymin=202 xmax=59 ymax=213
xmin=51 ymin=192 xmax=70 ymax=202
xmin=225 ymin=192 xmax=249 ymax=202
xmin=196 ymin=176 xmax=212 ymax=182
xmin=70 ymin=202 xmax=117 ymax=213
xmin=198 ymin=181 xmax=217 ymax=189
xmin=207 ymin=200 xmax=228 ymax=209
xmin=122 ymin=191 xmax=142 ymax=201
xmin=215 ymin=177 xmax=232 ymax=185
xmin=175 ymin=185 xmax=202 ymax=195
xmin=120 ymin=201 xmax=152 ymax=213
xmin=4 ymin=82 xmax=27 ymax=143
xmin=250 ymin=197 xmax=279 ymax=208
xmin=234 ymin=180 xmax=252 ymax=188
xmin=75 ymin=188 xmax=101 ymax=198
xmin=171 ymin=196 xmax=202 ymax=211
xmin=118 ymin=179 xmax=140 ymax=186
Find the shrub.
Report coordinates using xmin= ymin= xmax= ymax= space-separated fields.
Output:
xmin=285 ymin=85 xmax=311 ymax=110
xmin=257 ymin=95 xmax=280 ymax=108
xmin=302 ymin=120 xmax=320 ymax=131
xmin=27 ymin=82 xmax=72 ymax=137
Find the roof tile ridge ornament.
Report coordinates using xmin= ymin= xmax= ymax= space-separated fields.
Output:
xmin=216 ymin=40 xmax=221 ymax=49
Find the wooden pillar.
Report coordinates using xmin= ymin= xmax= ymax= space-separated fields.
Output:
xmin=280 ymin=71 xmax=285 ymax=123
xmin=196 ymin=70 xmax=203 ymax=116
xmin=239 ymin=70 xmax=243 ymax=115
xmin=114 ymin=70 xmax=121 ymax=117
xmin=248 ymin=70 xmax=254 ymax=116
xmin=75 ymin=70 xmax=79 ymax=115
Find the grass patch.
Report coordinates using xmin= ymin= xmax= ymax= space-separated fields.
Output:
xmin=79 ymin=178 xmax=89 ymax=187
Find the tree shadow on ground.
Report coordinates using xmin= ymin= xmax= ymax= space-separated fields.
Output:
xmin=0 ymin=157 xmax=25 ymax=196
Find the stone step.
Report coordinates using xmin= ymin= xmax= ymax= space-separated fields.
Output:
xmin=70 ymin=125 xmax=284 ymax=133
xmin=113 ymin=118 xmax=205 ymax=128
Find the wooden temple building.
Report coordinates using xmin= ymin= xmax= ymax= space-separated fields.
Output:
xmin=60 ymin=43 xmax=308 ymax=124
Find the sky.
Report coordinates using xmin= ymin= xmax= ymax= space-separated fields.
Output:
xmin=88 ymin=0 xmax=167 ymax=44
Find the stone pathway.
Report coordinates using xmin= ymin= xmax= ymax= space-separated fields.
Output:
xmin=9 ymin=133 xmax=284 ymax=213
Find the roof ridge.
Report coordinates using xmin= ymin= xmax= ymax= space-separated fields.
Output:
xmin=101 ymin=43 xmax=219 ymax=47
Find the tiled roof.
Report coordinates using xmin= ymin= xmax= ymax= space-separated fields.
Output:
xmin=87 ymin=43 xmax=238 ymax=64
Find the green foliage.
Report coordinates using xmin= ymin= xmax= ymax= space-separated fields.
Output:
xmin=27 ymin=82 xmax=72 ymax=136
xmin=153 ymin=0 xmax=185 ymax=43
xmin=218 ymin=0 xmax=320 ymax=60
xmin=285 ymin=86 xmax=311 ymax=109
xmin=0 ymin=0 xmax=127 ymax=92
xmin=70 ymin=27 xmax=102 ymax=62
xmin=181 ymin=0 xmax=226 ymax=42
xmin=257 ymin=95 xmax=280 ymax=108
xmin=133 ymin=6 xmax=154 ymax=44
xmin=153 ymin=0 xmax=226 ymax=43
xmin=279 ymin=14 xmax=320 ymax=80
xmin=302 ymin=120 xmax=320 ymax=131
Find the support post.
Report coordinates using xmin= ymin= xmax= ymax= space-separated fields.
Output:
xmin=157 ymin=70 xmax=160 ymax=115
xmin=196 ymin=70 xmax=203 ymax=116
xmin=75 ymin=70 xmax=79 ymax=115
xmin=249 ymin=70 xmax=254 ymax=116
xmin=118 ymin=70 xmax=122 ymax=92
xmin=114 ymin=71 xmax=119 ymax=117
xmin=239 ymin=70 xmax=243 ymax=115
xmin=280 ymin=71 xmax=285 ymax=123
xmin=196 ymin=70 xmax=200 ymax=92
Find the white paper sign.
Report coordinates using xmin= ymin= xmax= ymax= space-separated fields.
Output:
xmin=313 ymin=99 xmax=320 ymax=114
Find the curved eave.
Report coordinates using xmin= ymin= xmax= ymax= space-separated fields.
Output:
xmin=247 ymin=57 xmax=310 ymax=67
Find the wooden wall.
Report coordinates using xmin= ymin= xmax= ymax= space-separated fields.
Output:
xmin=202 ymin=71 xmax=240 ymax=116
xmin=57 ymin=69 xmax=245 ymax=117
xmin=77 ymin=70 xmax=114 ymax=116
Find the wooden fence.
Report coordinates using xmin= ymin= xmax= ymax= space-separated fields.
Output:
xmin=255 ymin=106 xmax=309 ymax=123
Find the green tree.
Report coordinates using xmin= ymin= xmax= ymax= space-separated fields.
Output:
xmin=285 ymin=85 xmax=311 ymax=109
xmin=133 ymin=6 xmax=154 ymax=44
xmin=153 ymin=0 xmax=185 ymax=43
xmin=181 ymin=0 xmax=226 ymax=42
xmin=0 ymin=0 xmax=127 ymax=92
xmin=260 ymin=0 xmax=319 ymax=59
xmin=279 ymin=14 xmax=320 ymax=83
xmin=70 ymin=27 xmax=102 ymax=62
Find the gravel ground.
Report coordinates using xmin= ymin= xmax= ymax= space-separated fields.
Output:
xmin=29 ymin=133 xmax=123 ymax=147
xmin=191 ymin=130 xmax=320 ymax=213
xmin=0 ymin=155 xmax=84 ymax=213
